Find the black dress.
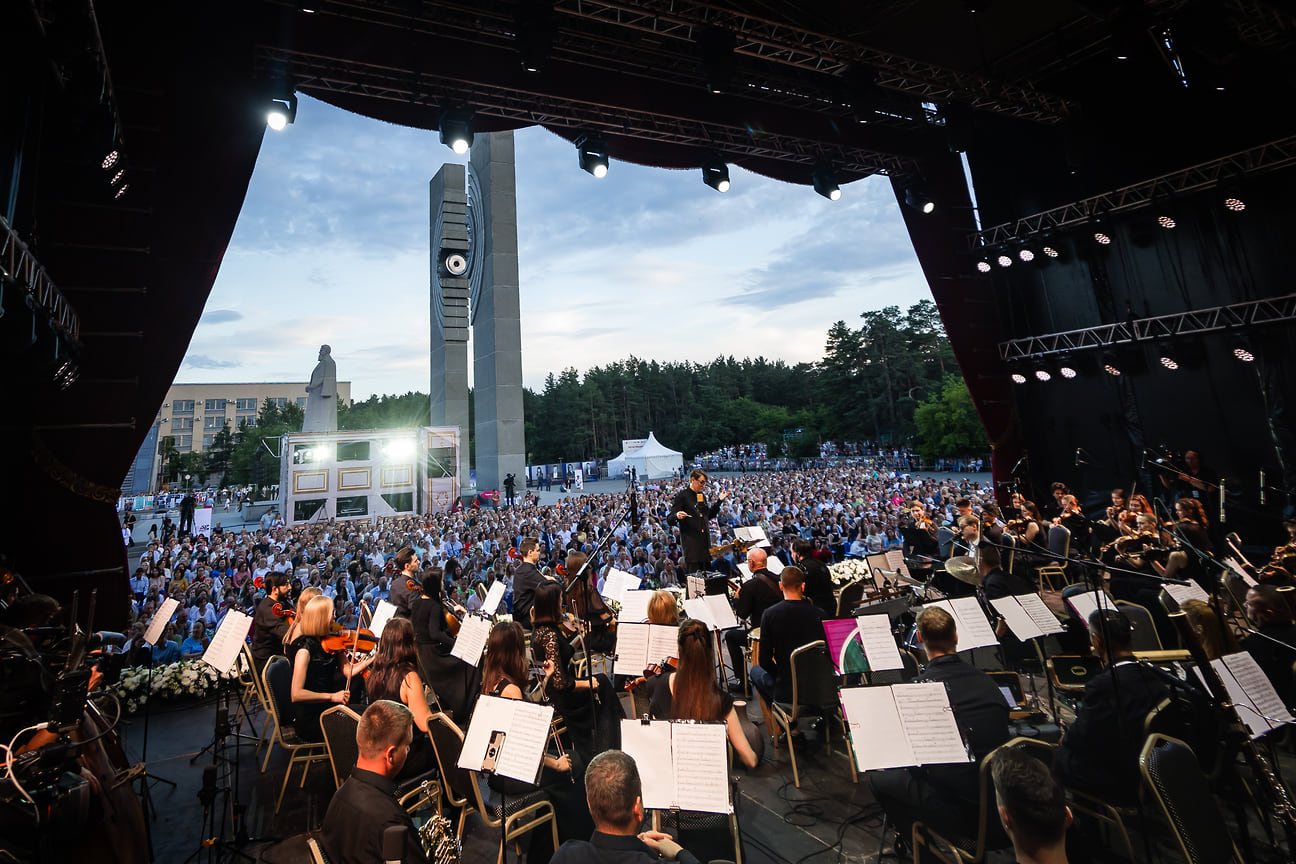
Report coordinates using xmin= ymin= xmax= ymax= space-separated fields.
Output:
xmin=368 ymin=666 xmax=435 ymax=780
xmin=410 ymin=595 xmax=478 ymax=724
xmin=532 ymin=621 xmax=623 ymax=758
xmin=288 ymin=634 xmax=337 ymax=742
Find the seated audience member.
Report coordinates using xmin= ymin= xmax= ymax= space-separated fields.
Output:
xmin=152 ymin=623 xmax=182 ymax=664
xmin=749 ymin=566 xmax=826 ymax=741
xmin=870 ymin=606 xmax=1010 ymax=849
xmin=550 ymin=750 xmax=700 ymax=864
xmin=1055 ymin=610 xmax=1169 ymax=802
xmin=320 ymin=700 xmax=429 ymax=864
xmin=990 ymin=745 xmax=1071 ymax=864
xmin=1242 ymin=584 xmax=1296 ymax=709
xmin=179 ymin=620 xmax=208 ymax=659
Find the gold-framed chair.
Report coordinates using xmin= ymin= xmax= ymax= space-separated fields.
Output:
xmin=1141 ymin=733 xmax=1245 ymax=864
xmin=767 ymin=640 xmax=856 ymax=787
xmin=1036 ymin=525 xmax=1072 ymax=589
xmin=425 ymin=712 xmax=557 ymax=864
xmin=261 ymin=655 xmax=330 ymax=813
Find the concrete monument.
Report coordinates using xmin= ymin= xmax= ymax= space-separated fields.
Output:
xmin=430 ymin=132 xmax=525 ymax=495
xmin=303 ymin=344 xmax=338 ymax=432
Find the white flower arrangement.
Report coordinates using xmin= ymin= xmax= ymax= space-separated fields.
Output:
xmin=829 ymin=559 xmax=872 ymax=585
xmin=111 ymin=659 xmax=227 ymax=713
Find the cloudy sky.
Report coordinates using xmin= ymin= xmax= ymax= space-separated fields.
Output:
xmin=179 ymin=94 xmax=933 ymax=399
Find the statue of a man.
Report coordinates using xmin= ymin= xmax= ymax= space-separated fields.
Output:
xmin=303 ymin=344 xmax=338 ymax=432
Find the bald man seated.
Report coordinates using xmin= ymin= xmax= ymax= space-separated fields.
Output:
xmin=724 ymin=547 xmax=783 ymax=694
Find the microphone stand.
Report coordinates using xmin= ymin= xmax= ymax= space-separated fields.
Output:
xmin=565 ymin=500 xmax=632 ymax=757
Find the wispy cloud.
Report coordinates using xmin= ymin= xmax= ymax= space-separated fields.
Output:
xmin=200 ymin=309 xmax=243 ymax=324
xmin=185 ymin=355 xmax=239 ymax=369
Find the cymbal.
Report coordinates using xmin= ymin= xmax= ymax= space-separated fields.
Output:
xmin=945 ymin=555 xmax=982 ymax=585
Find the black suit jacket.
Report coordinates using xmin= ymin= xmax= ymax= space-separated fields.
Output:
xmin=512 ymin=561 xmax=545 ymax=627
xmin=250 ymin=596 xmax=289 ymax=665
xmin=981 ymin=568 xmax=1033 ymax=602
xmin=735 ymin=570 xmax=782 ymax=627
xmin=668 ymin=486 xmax=720 ymax=568
xmin=320 ymin=768 xmax=428 ymax=864
xmin=1056 ymin=659 xmax=1170 ymax=802
xmin=915 ymin=654 xmax=1011 ymax=803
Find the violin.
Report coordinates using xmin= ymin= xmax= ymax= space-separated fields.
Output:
xmin=271 ymin=602 xmax=295 ymax=620
xmin=626 ymin=657 xmax=679 ymax=692
xmin=321 ymin=628 xmax=378 ymax=653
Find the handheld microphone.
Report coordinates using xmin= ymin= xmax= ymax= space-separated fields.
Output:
xmin=383 ymin=825 xmax=407 ymax=864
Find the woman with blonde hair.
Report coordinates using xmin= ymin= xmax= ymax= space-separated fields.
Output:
xmin=646 ymin=589 xmax=679 ymax=626
xmin=282 ymin=585 xmax=321 ymax=648
xmin=289 ymin=595 xmax=372 ymax=741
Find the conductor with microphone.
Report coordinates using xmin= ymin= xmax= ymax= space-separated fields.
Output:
xmin=668 ymin=469 xmax=728 ymax=574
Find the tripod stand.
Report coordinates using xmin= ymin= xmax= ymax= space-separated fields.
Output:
xmin=184 ymin=676 xmax=259 ymax=863
xmin=132 ymin=640 xmax=179 ymax=862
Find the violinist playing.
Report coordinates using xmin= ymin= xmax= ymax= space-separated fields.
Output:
xmin=283 ymin=586 xmax=322 ymax=647
xmin=290 ymin=595 xmax=375 ymax=742
xmin=1154 ymin=498 xmax=1213 ymax=589
xmin=567 ymin=550 xmax=616 ymax=654
xmin=901 ymin=501 xmax=941 ymax=577
xmin=250 ymin=572 xmax=293 ymax=675
xmin=646 ymin=619 xmax=759 ymax=770
xmin=410 ymin=564 xmax=476 ymax=724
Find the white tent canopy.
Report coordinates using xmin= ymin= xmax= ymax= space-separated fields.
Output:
xmin=606 ymin=432 xmax=684 ymax=481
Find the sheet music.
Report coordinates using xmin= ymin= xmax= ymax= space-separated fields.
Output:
xmin=884 ymin=550 xmax=912 ymax=580
xmin=1218 ymin=652 xmax=1295 ymax=738
xmin=602 ymin=569 xmax=641 ymax=605
xmin=451 ymin=614 xmax=492 ymax=666
xmin=671 ymin=722 xmax=731 ymax=813
xmin=621 ymin=720 xmax=675 ymax=810
xmin=991 ymin=597 xmax=1043 ymax=640
xmin=614 ymin=624 xmax=651 ymax=676
xmin=202 ymin=610 xmax=252 ymax=674
xmin=1163 ymin=582 xmax=1211 ymax=606
xmin=855 ymin=615 xmax=904 ymax=671
xmin=736 ymin=563 xmax=752 ymax=580
xmin=840 ymin=686 xmax=912 ymax=771
xmin=686 ymin=574 xmax=707 ymax=600
xmin=733 ymin=526 xmax=771 ymax=548
xmin=1017 ymin=593 xmax=1066 ymax=635
xmin=618 ymin=590 xmax=653 ymax=624
xmin=482 ymin=581 xmax=506 ymax=616
xmin=647 ymin=625 xmax=678 ymax=667
xmin=1222 ymin=557 xmax=1258 ymax=587
xmin=893 ymin=682 xmax=971 ymax=765
xmin=144 ymin=598 xmax=180 ymax=646
xmin=1067 ymin=590 xmax=1116 ymax=627
xmin=765 ymin=556 xmax=785 ymax=576
xmin=368 ymin=599 xmax=398 ymax=639
xmin=702 ymin=594 xmax=738 ymax=630
xmin=613 ymin=624 xmax=678 ymax=676
xmin=927 ymin=598 xmax=997 ymax=650
xmin=458 ymin=695 xmax=554 ymax=783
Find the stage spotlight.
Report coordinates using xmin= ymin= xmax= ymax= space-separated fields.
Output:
xmin=1034 ymin=369 xmax=1051 ymax=382
xmin=515 ymin=0 xmax=555 ymax=73
xmin=1059 ymin=365 xmax=1077 ymax=379
xmin=1017 ymin=246 xmax=1035 ymax=262
xmin=812 ymin=162 xmax=841 ymax=201
xmin=1011 ymin=373 xmax=1028 ymax=384
xmin=1159 ymin=352 xmax=1179 ymax=370
xmin=1220 ymin=169 xmax=1246 ymax=212
xmin=1222 ymin=193 xmax=1246 ymax=212
xmin=845 ymin=65 xmax=882 ymax=124
xmin=439 ymin=109 xmax=475 ymax=154
xmin=266 ymin=91 xmax=298 ymax=131
xmin=701 ymin=154 xmax=730 ymax=192
xmin=102 ymin=150 xmax=120 ymax=170
xmin=903 ymin=181 xmax=935 ymax=214
xmin=1104 ymin=362 xmax=1122 ymax=376
xmin=1233 ymin=346 xmax=1255 ymax=362
xmin=1157 ymin=214 xmax=1176 ymax=229
xmin=1041 ymin=244 xmax=1060 ymax=258
xmin=114 ymin=183 xmax=130 ymax=200
xmin=997 ymin=254 xmax=1013 ymax=268
xmin=576 ymin=135 xmax=609 ymax=178
xmin=976 ymin=259 xmax=992 ymax=273
xmin=384 ymin=439 xmax=416 ymax=459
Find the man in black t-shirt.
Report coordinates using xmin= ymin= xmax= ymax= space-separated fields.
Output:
xmin=791 ymin=539 xmax=834 ymax=617
xmin=750 ymin=566 xmax=825 ymax=734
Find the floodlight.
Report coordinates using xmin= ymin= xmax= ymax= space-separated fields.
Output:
xmin=701 ymin=154 xmax=730 ymax=193
xmin=576 ymin=135 xmax=609 ymax=178
xmin=812 ymin=161 xmax=840 ymax=201
xmin=439 ymin=109 xmax=475 ymax=155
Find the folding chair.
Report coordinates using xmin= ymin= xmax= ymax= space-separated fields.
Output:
xmin=320 ymin=704 xmax=361 ymax=789
xmin=262 ymin=655 xmax=330 ymax=813
xmin=1142 ymin=733 xmax=1245 ymax=864
xmin=768 ymin=640 xmax=856 ymax=787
